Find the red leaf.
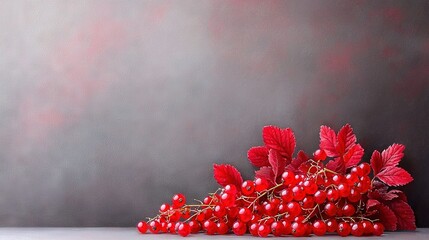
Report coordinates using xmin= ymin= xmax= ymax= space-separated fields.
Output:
xmin=379 ymin=190 xmax=399 ymax=201
xmin=389 ymin=190 xmax=408 ymax=202
xmin=255 ymin=166 xmax=275 ymax=185
xmin=344 ymin=143 xmax=364 ymax=168
xmin=268 ymin=149 xmax=286 ymax=182
xmin=381 ymin=144 xmax=405 ymax=169
xmin=262 ymin=126 xmax=296 ymax=160
xmin=336 ymin=124 xmax=357 ymax=155
xmin=366 ymin=199 xmax=381 ymax=210
xmin=213 ymin=164 xmax=243 ymax=189
xmin=326 ymin=157 xmax=345 ymax=174
xmin=376 ymin=166 xmax=413 ymax=186
xmin=247 ymin=146 xmax=270 ymax=167
xmin=370 ymin=150 xmax=383 ymax=175
xmin=319 ymin=125 xmax=337 ymax=157
xmin=376 ymin=204 xmax=398 ymax=231
xmin=286 ymin=150 xmax=309 ymax=173
xmin=388 ymin=200 xmax=416 ymax=230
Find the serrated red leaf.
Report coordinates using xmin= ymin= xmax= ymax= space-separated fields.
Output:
xmin=370 ymin=150 xmax=383 ymax=175
xmin=262 ymin=126 xmax=296 ymax=160
xmin=268 ymin=149 xmax=286 ymax=182
xmin=388 ymin=200 xmax=416 ymax=230
xmin=336 ymin=124 xmax=357 ymax=155
xmin=376 ymin=166 xmax=413 ymax=187
xmin=247 ymin=146 xmax=270 ymax=167
xmin=319 ymin=125 xmax=337 ymax=157
xmin=213 ymin=164 xmax=243 ymax=189
xmin=344 ymin=143 xmax=364 ymax=168
xmin=286 ymin=150 xmax=309 ymax=174
xmin=389 ymin=190 xmax=408 ymax=202
xmin=381 ymin=144 xmax=405 ymax=169
xmin=377 ymin=204 xmax=398 ymax=231
xmin=255 ymin=166 xmax=275 ymax=185
xmin=366 ymin=199 xmax=381 ymax=210
xmin=326 ymin=157 xmax=345 ymax=174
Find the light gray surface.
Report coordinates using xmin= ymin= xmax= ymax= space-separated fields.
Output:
xmin=0 ymin=228 xmax=427 ymax=240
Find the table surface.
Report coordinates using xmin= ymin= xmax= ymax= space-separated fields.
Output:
xmin=0 ymin=228 xmax=427 ymax=240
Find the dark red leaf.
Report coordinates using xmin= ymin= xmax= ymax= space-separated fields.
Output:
xmin=389 ymin=190 xmax=408 ymax=202
xmin=255 ymin=166 xmax=275 ymax=185
xmin=319 ymin=125 xmax=337 ymax=157
xmin=366 ymin=199 xmax=381 ymax=210
xmin=388 ymin=200 xmax=416 ymax=230
xmin=213 ymin=164 xmax=243 ymax=189
xmin=262 ymin=125 xmax=296 ymax=160
xmin=326 ymin=157 xmax=345 ymax=174
xmin=372 ymin=180 xmax=388 ymax=192
xmin=376 ymin=166 xmax=413 ymax=187
xmin=381 ymin=144 xmax=405 ymax=169
xmin=344 ymin=143 xmax=364 ymax=168
xmin=268 ymin=149 xmax=286 ymax=182
xmin=370 ymin=150 xmax=383 ymax=175
xmin=286 ymin=150 xmax=309 ymax=174
xmin=336 ymin=124 xmax=357 ymax=155
xmin=376 ymin=204 xmax=398 ymax=231
xmin=247 ymin=146 xmax=270 ymax=167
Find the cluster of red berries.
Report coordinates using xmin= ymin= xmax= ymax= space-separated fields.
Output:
xmin=137 ymin=151 xmax=384 ymax=237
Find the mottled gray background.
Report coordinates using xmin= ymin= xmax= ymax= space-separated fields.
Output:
xmin=0 ymin=0 xmax=428 ymax=227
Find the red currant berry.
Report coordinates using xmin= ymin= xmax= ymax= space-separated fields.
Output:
xmin=258 ymin=223 xmax=271 ymax=237
xmin=302 ymin=196 xmax=315 ymax=208
xmin=188 ymin=220 xmax=201 ymax=233
xmin=337 ymin=221 xmax=351 ymax=237
xmin=358 ymin=162 xmax=371 ymax=176
xmin=373 ymin=222 xmax=384 ymax=236
xmin=217 ymin=221 xmax=228 ymax=234
xmin=214 ymin=205 xmax=227 ymax=218
xmin=351 ymin=222 xmax=364 ymax=237
xmin=220 ymin=192 xmax=235 ymax=207
xmin=203 ymin=220 xmax=216 ymax=235
xmin=282 ymin=220 xmax=292 ymax=235
xmin=282 ymin=170 xmax=295 ymax=186
xmin=264 ymin=203 xmax=277 ymax=216
xmin=345 ymin=173 xmax=358 ymax=186
xmin=332 ymin=174 xmax=343 ymax=185
xmin=314 ymin=190 xmax=327 ymax=204
xmin=313 ymin=149 xmax=327 ymax=161
xmin=341 ymin=203 xmax=356 ymax=217
xmin=241 ymin=180 xmax=255 ymax=196
xmin=326 ymin=218 xmax=338 ymax=232
xmin=291 ymin=221 xmax=306 ymax=237
xmin=224 ymin=184 xmax=237 ymax=196
xmin=148 ymin=220 xmax=161 ymax=234
xmin=227 ymin=206 xmax=239 ymax=218
xmin=178 ymin=223 xmax=191 ymax=237
xmin=278 ymin=203 xmax=287 ymax=214
xmin=303 ymin=180 xmax=318 ymax=194
xmin=249 ymin=223 xmax=259 ymax=236
xmin=280 ymin=188 xmax=293 ymax=202
xmin=287 ymin=202 xmax=302 ymax=217
xmin=338 ymin=183 xmax=350 ymax=197
xmin=232 ymin=221 xmax=246 ymax=235
xmin=292 ymin=186 xmax=305 ymax=201
xmin=312 ymin=220 xmax=327 ymax=236
xmin=271 ymin=221 xmax=284 ymax=236
xmin=324 ymin=202 xmax=337 ymax=217
xmin=166 ymin=222 xmax=176 ymax=234
xmin=361 ymin=220 xmax=373 ymax=235
xmin=238 ymin=207 xmax=252 ymax=222
xmin=169 ymin=209 xmax=181 ymax=222
xmin=172 ymin=193 xmax=186 ymax=208
xmin=137 ymin=221 xmax=148 ymax=234
xmin=348 ymin=187 xmax=361 ymax=202
xmin=254 ymin=178 xmax=269 ymax=192
xmin=159 ymin=220 xmax=168 ymax=233
xmin=326 ymin=188 xmax=339 ymax=201
xmin=159 ymin=203 xmax=170 ymax=213
xmin=350 ymin=166 xmax=363 ymax=177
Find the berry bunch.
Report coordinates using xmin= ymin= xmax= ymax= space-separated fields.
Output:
xmin=137 ymin=124 xmax=415 ymax=237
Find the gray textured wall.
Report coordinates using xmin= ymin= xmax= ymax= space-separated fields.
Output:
xmin=0 ymin=0 xmax=428 ymax=227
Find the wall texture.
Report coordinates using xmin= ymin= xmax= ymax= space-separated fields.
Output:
xmin=0 ymin=0 xmax=428 ymax=227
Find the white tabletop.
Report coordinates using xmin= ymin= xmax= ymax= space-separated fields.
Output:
xmin=0 ymin=228 xmax=427 ymax=240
